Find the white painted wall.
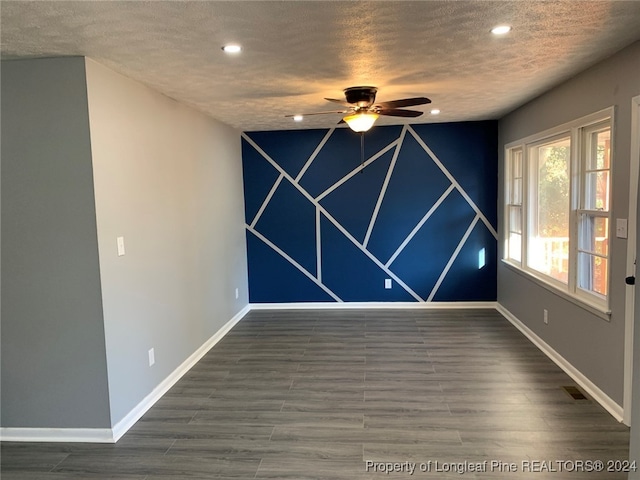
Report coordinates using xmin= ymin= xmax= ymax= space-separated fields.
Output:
xmin=84 ymin=58 xmax=248 ymax=426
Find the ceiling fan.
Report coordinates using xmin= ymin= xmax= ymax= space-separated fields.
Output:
xmin=286 ymin=86 xmax=431 ymax=132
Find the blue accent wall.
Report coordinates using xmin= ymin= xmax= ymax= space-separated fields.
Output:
xmin=242 ymin=121 xmax=497 ymax=303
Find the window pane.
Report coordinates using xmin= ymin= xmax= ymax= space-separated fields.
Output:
xmin=529 ymin=237 xmax=569 ymax=283
xmin=528 ymin=138 xmax=570 ymax=283
xmin=506 ymin=147 xmax=524 ymax=264
xmin=583 ymin=171 xmax=610 ymax=211
xmin=513 ymin=150 xmax=523 ymax=177
xmin=588 ymin=129 xmax=611 ymax=170
xmin=578 ymin=214 xmax=608 ymax=256
xmin=577 ymin=253 xmax=608 ymax=296
xmin=509 ymin=233 xmax=521 ymax=262
xmin=509 ymin=206 xmax=522 ymax=234
xmin=511 ymin=178 xmax=522 ymax=204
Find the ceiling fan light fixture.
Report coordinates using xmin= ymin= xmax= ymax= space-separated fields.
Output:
xmin=430 ymin=109 xmax=441 ymax=115
xmin=293 ymin=114 xmax=303 ymax=122
xmin=343 ymin=112 xmax=379 ymax=132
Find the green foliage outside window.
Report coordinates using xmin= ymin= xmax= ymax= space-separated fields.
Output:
xmin=538 ymin=145 xmax=570 ymax=238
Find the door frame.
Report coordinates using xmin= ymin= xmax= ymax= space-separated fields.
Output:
xmin=623 ymin=95 xmax=640 ymax=426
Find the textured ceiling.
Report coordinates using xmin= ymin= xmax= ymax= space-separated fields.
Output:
xmin=2 ymin=1 xmax=640 ymax=132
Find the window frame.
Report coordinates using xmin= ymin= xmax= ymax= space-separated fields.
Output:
xmin=526 ymin=133 xmax=573 ymax=290
xmin=503 ymin=107 xmax=614 ymax=318
xmin=574 ymin=120 xmax=612 ymax=305
xmin=505 ymin=147 xmax=523 ymax=265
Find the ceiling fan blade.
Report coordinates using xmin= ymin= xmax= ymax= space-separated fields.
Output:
xmin=285 ymin=110 xmax=348 ymax=117
xmin=378 ymin=108 xmax=424 ymax=118
xmin=374 ymin=97 xmax=431 ymax=109
xmin=324 ymin=97 xmax=352 ymax=106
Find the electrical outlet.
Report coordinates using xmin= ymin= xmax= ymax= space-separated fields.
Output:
xmin=384 ymin=278 xmax=392 ymax=289
xmin=148 ymin=348 xmax=155 ymax=366
xmin=543 ymin=309 xmax=549 ymax=325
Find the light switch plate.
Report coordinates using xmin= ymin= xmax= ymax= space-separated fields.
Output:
xmin=384 ymin=278 xmax=392 ymax=289
xmin=616 ymin=219 xmax=628 ymax=239
xmin=117 ymin=236 xmax=126 ymax=256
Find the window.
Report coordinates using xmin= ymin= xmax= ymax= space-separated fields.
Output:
xmin=504 ymin=109 xmax=613 ymax=312
xmin=577 ymin=123 xmax=611 ymax=299
xmin=528 ymin=135 xmax=571 ymax=284
xmin=505 ymin=148 xmax=523 ymax=263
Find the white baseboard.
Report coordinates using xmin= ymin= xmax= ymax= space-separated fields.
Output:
xmin=110 ymin=304 xmax=251 ymax=441
xmin=0 ymin=304 xmax=251 ymax=444
xmin=250 ymin=301 xmax=498 ymax=310
xmin=496 ymin=303 xmax=624 ymax=422
xmin=9 ymin=301 xmax=616 ymax=442
xmin=0 ymin=427 xmax=115 ymax=443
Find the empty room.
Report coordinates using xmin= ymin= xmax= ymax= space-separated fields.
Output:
xmin=2 ymin=1 xmax=640 ymax=479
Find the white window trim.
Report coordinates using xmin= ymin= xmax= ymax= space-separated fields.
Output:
xmin=501 ymin=259 xmax=611 ymax=320
xmin=505 ymin=147 xmax=523 ymax=265
xmin=526 ymin=132 xmax=573 ymax=290
xmin=503 ymin=107 xmax=615 ymax=320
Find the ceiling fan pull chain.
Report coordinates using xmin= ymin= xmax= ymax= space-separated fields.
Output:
xmin=360 ymin=132 xmax=365 ymax=173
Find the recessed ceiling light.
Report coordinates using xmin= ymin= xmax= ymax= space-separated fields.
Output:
xmin=491 ymin=25 xmax=512 ymax=35
xmin=222 ymin=44 xmax=242 ymax=54
xmin=293 ymin=115 xmax=303 ymax=122
xmin=430 ymin=109 xmax=441 ymax=115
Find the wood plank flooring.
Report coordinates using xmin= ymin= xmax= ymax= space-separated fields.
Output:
xmin=1 ymin=308 xmax=631 ymax=479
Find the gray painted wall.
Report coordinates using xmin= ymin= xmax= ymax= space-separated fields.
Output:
xmin=1 ymin=57 xmax=111 ymax=428
xmin=1 ymin=56 xmax=248 ymax=431
xmin=498 ymin=41 xmax=640 ymax=405
xmin=84 ymin=59 xmax=248 ymax=426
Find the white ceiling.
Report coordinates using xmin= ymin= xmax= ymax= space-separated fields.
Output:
xmin=2 ymin=1 xmax=640 ymax=132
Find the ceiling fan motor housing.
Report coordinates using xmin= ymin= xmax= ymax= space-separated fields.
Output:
xmin=344 ymin=86 xmax=377 ymax=107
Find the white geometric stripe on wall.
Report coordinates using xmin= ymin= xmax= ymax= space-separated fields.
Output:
xmin=242 ymin=123 xmax=496 ymax=303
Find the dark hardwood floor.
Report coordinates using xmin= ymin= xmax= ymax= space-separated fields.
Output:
xmin=1 ymin=308 xmax=631 ymax=479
